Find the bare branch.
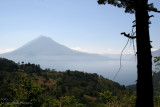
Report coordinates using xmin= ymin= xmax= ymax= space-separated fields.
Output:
xmin=121 ymin=32 xmax=136 ymax=39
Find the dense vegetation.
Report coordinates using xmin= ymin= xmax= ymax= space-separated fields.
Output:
xmin=126 ymin=56 xmax=160 ymax=107
xmin=0 ymin=57 xmax=159 ymax=107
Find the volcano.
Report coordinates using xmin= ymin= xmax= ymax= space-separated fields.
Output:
xmin=0 ymin=36 xmax=108 ymax=65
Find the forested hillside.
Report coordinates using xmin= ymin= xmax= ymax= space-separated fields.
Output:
xmin=0 ymin=58 xmax=159 ymax=106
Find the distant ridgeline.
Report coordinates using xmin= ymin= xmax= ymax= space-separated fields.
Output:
xmin=0 ymin=57 xmax=159 ymax=106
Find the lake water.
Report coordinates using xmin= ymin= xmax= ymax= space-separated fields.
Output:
xmin=40 ymin=59 xmax=137 ymax=85
xmin=2 ymin=54 xmax=137 ymax=85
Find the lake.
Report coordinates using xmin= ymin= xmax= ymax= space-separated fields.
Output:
xmin=40 ymin=59 xmax=137 ymax=85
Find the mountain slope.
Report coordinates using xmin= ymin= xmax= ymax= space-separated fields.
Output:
xmin=0 ymin=36 xmax=108 ymax=68
xmin=2 ymin=36 xmax=87 ymax=56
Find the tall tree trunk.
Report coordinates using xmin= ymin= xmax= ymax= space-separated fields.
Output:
xmin=135 ymin=0 xmax=153 ymax=106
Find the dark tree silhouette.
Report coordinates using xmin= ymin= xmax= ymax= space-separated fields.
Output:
xmin=97 ymin=0 xmax=160 ymax=106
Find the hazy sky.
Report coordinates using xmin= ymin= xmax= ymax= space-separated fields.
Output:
xmin=0 ymin=0 xmax=160 ymax=54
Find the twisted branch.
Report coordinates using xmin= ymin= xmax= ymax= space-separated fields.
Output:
xmin=121 ymin=32 xmax=136 ymax=39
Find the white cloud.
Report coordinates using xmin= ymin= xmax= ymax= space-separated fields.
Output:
xmin=0 ymin=48 xmax=15 ymax=54
xmin=71 ymin=47 xmax=89 ymax=52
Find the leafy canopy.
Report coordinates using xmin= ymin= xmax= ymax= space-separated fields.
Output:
xmin=97 ymin=0 xmax=159 ymax=14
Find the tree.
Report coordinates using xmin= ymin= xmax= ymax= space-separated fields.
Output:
xmin=8 ymin=76 xmax=44 ymax=107
xmin=97 ymin=0 xmax=159 ymax=106
xmin=99 ymin=90 xmax=116 ymax=104
xmin=60 ymin=96 xmax=84 ymax=107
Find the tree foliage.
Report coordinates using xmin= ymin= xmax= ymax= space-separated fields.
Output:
xmin=97 ymin=0 xmax=159 ymax=14
xmin=0 ymin=58 xmax=159 ymax=106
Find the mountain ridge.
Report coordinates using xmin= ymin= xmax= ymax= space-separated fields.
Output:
xmin=3 ymin=36 xmax=109 ymax=57
xmin=5 ymin=36 xmax=84 ymax=56
xmin=0 ymin=36 xmax=109 ymax=64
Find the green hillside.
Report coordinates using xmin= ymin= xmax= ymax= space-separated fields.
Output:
xmin=0 ymin=57 xmax=158 ymax=106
